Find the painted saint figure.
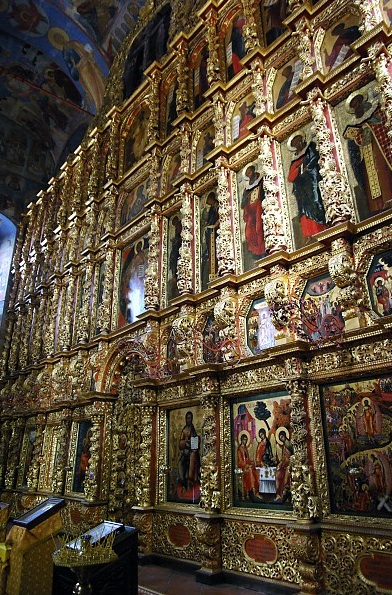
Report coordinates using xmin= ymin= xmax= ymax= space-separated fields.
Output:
xmin=201 ymin=192 xmax=219 ymax=289
xmin=287 ymin=132 xmax=328 ymax=244
xmin=343 ymin=90 xmax=392 ymax=217
xmin=275 ymin=430 xmax=293 ymax=501
xmin=237 ymin=433 xmax=261 ymax=501
xmin=178 ymin=411 xmax=201 ymax=494
xmin=255 ymin=428 xmax=275 ymax=467
xmin=241 ymin=164 xmax=266 ymax=259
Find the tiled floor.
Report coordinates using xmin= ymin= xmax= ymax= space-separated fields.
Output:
xmin=138 ymin=563 xmax=298 ymax=595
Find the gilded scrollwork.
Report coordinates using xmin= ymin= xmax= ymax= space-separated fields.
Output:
xmin=200 ymin=394 xmax=220 ymax=513
xmin=195 ymin=515 xmax=222 ymax=571
xmin=257 ymin=128 xmax=287 ymax=253
xmin=307 ymin=90 xmax=354 ymax=226
xmin=171 ymin=305 xmax=195 ymax=369
xmin=177 ymin=184 xmax=194 ymax=295
xmin=215 ymin=157 xmax=235 ymax=275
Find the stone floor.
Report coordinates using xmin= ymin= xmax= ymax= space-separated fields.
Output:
xmin=138 ymin=562 xmax=299 ymax=595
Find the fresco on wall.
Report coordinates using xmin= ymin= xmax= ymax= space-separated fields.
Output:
xmin=167 ymin=406 xmax=202 ymax=504
xmin=300 ymin=274 xmax=345 ymax=341
xmin=120 ymin=178 xmax=149 ymax=226
xmin=334 ymin=82 xmax=392 ymax=221
xmin=322 ymin=377 xmax=392 ymax=516
xmin=193 ymin=45 xmax=209 ymax=109
xmin=167 ymin=213 xmax=182 ymax=301
xmin=200 ymin=190 xmax=219 ymax=290
xmin=225 ymin=14 xmax=246 ymax=81
xmin=231 ymin=94 xmax=256 ymax=142
xmin=232 ymin=393 xmax=292 ymax=508
xmin=321 ymin=17 xmax=361 ymax=74
xmin=273 ymin=58 xmax=302 ymax=110
xmin=123 ymin=105 xmax=150 ymax=171
xmin=118 ymin=237 xmax=148 ymax=326
xmin=280 ymin=125 xmax=328 ymax=249
xmin=367 ymin=250 xmax=392 ymax=317
xmin=260 ymin=0 xmax=288 ymax=46
xmin=246 ymin=298 xmax=276 ymax=354
xmin=237 ymin=160 xmax=266 ymax=272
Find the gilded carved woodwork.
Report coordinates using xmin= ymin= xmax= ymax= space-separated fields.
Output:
xmin=199 ymin=394 xmax=221 ymax=513
xmin=307 ymin=91 xmax=354 ymax=226
xmin=1 ymin=0 xmax=392 ymax=591
xmin=215 ymin=157 xmax=235 ymax=275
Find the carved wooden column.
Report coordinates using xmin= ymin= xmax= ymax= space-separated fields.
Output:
xmin=264 ymin=267 xmax=293 ymax=344
xmin=18 ymin=301 xmax=33 ymax=368
xmin=83 ymin=414 xmax=103 ymax=502
xmin=4 ymin=419 xmax=24 ymax=490
xmin=95 ymin=242 xmax=115 ymax=334
xmin=307 ymin=89 xmax=354 ymax=226
xmin=294 ymin=18 xmax=315 ymax=80
xmin=212 ymin=92 xmax=225 ymax=147
xmin=52 ymin=414 xmax=71 ymax=495
xmin=241 ymin=0 xmax=259 ymax=52
xmin=132 ymin=391 xmax=156 ymax=557
xmin=215 ymin=157 xmax=235 ymax=276
xmin=7 ymin=307 xmax=24 ymax=373
xmin=29 ymin=291 xmax=46 ymax=363
xmin=103 ymin=184 xmax=118 ymax=234
xmin=73 ymin=150 xmax=86 ymax=212
xmin=58 ymin=163 xmax=72 ymax=228
xmin=286 ymin=376 xmax=322 ymax=595
xmin=329 ymin=237 xmax=365 ymax=331
xmin=135 ymin=402 xmax=155 ymax=508
xmin=214 ymin=286 xmax=239 ymax=361
xmin=45 ymin=279 xmax=61 ymax=356
xmin=204 ymin=8 xmax=221 ymax=84
xmin=144 ymin=207 xmax=161 ymax=311
xmin=56 ymin=271 xmax=74 ymax=352
xmin=257 ymin=127 xmax=287 ymax=253
xmin=107 ymin=112 xmax=121 ymax=181
xmin=26 ymin=416 xmax=45 ymax=492
xmin=87 ymin=135 xmax=100 ymax=200
xmin=250 ymin=58 xmax=267 ymax=116
xmin=180 ymin=122 xmax=191 ymax=174
xmin=0 ymin=421 xmax=11 ymax=489
xmin=353 ymin=0 xmax=382 ymax=32
xmin=177 ymin=183 xmax=194 ymax=295
xmin=76 ymin=257 xmax=94 ymax=344
xmin=175 ymin=39 xmax=189 ymax=113
xmin=196 ymin=388 xmax=222 ymax=582
xmin=147 ymin=69 xmax=161 ymax=144
xmin=171 ymin=305 xmax=195 ymax=369
xmin=372 ymin=48 xmax=392 ymax=138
